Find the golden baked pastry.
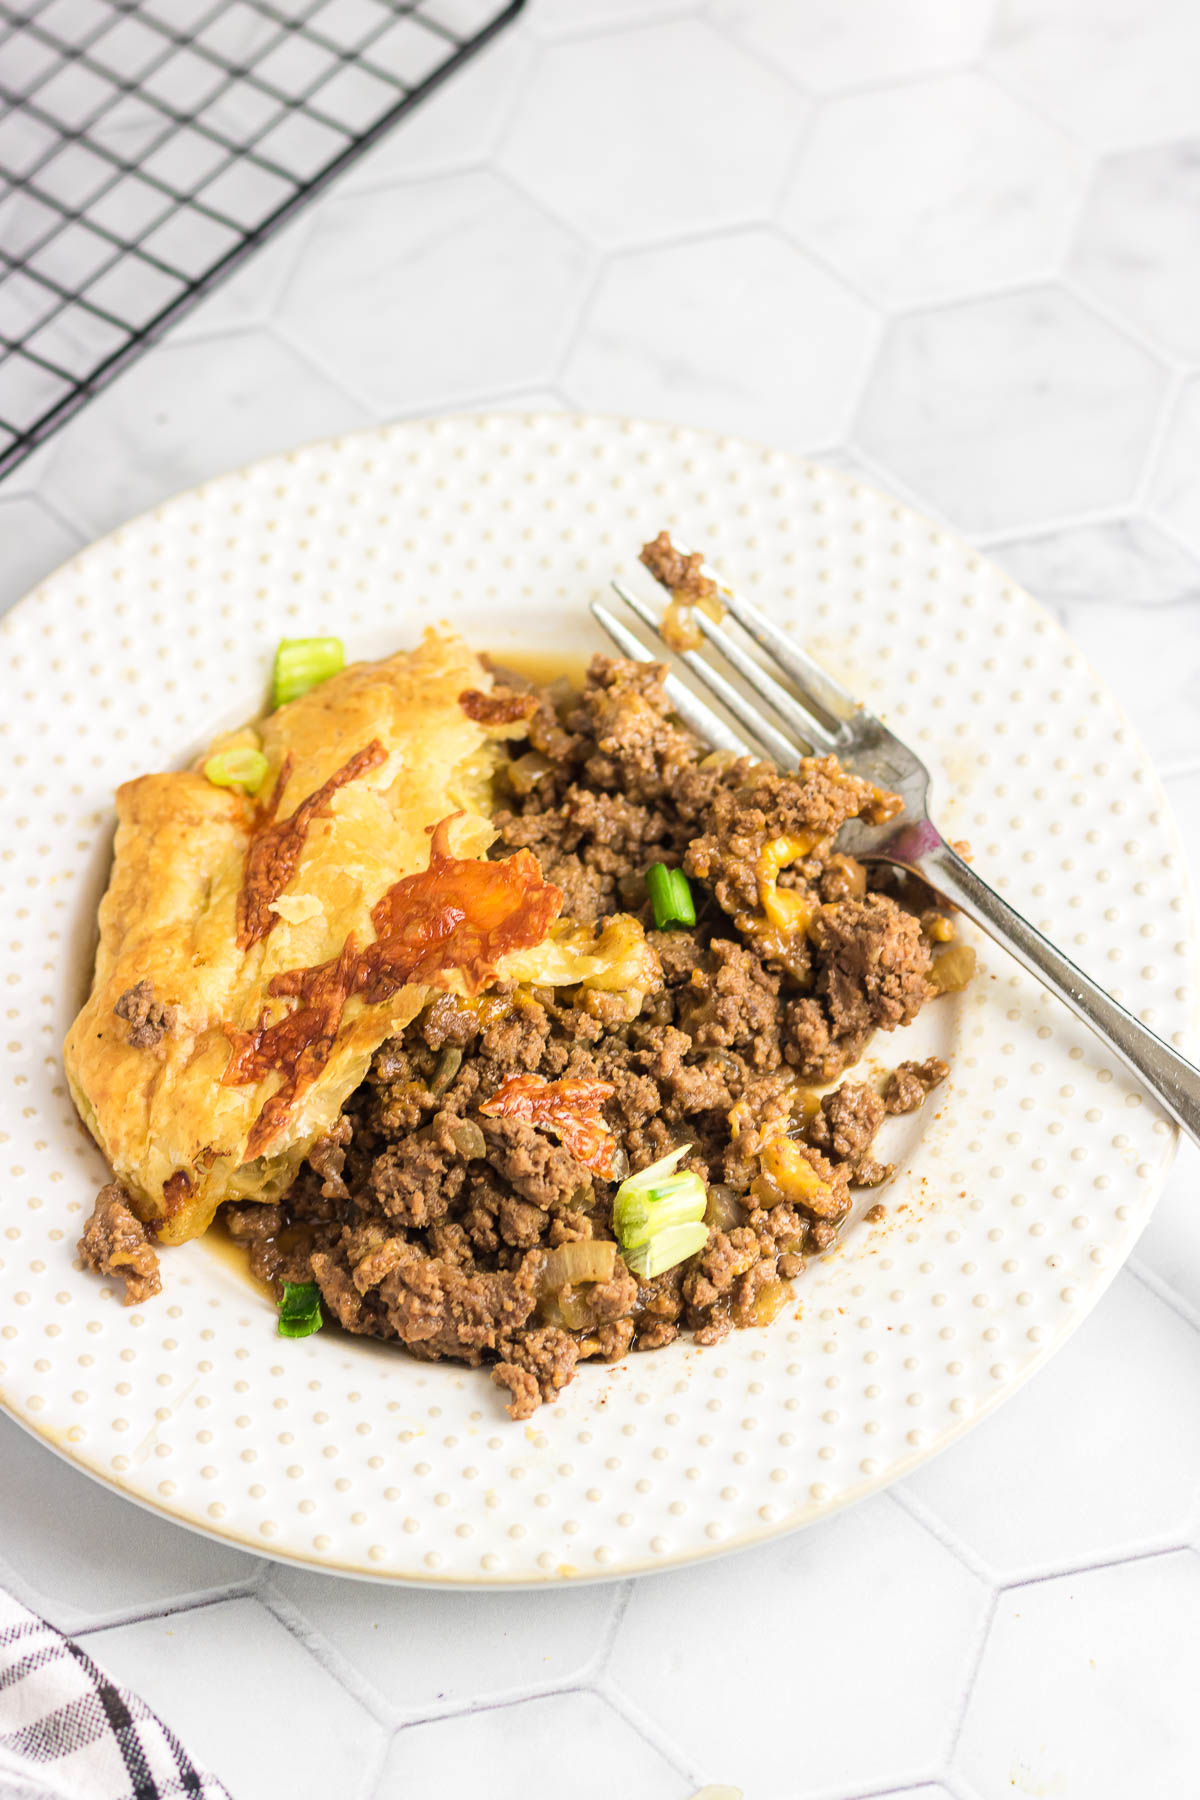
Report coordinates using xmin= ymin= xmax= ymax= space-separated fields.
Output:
xmin=64 ymin=629 xmax=563 ymax=1245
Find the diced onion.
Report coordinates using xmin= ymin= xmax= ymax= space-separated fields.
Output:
xmin=704 ymin=1184 xmax=747 ymax=1233
xmin=541 ymin=1288 xmax=597 ymax=1332
xmin=540 ymin=1240 xmax=617 ymax=1290
xmin=608 ymin=1144 xmax=631 ymax=1183
xmin=662 ymin=599 xmax=703 ymax=651
xmin=508 ymin=750 xmax=554 ymax=794
xmin=448 ymin=1119 xmax=486 ymax=1160
xmin=430 ymin=1046 xmax=463 ymax=1095
xmin=929 ymin=943 xmax=976 ymax=993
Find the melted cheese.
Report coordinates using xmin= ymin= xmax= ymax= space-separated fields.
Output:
xmin=498 ymin=915 xmax=660 ymax=993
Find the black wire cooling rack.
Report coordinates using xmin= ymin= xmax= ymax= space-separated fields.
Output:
xmin=0 ymin=0 xmax=524 ymax=480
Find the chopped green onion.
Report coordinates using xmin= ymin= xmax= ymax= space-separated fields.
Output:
xmin=277 ymin=1279 xmax=322 ymax=1339
xmin=203 ymin=747 xmax=269 ymax=793
xmin=278 ymin=1315 xmax=322 ymax=1339
xmin=279 ymin=1280 xmax=321 ymax=1318
xmin=623 ymin=1221 xmax=710 ymax=1280
xmin=619 ymin=1143 xmax=692 ymax=1193
xmin=278 ymin=1313 xmax=322 ymax=1340
xmin=614 ymin=1172 xmax=708 ymax=1249
xmin=645 ymin=861 xmax=695 ymax=930
xmin=613 ymin=1144 xmax=709 ymax=1278
xmin=272 ymin=637 xmax=344 ymax=709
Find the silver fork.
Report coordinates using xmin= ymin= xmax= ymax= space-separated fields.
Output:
xmin=593 ymin=559 xmax=1200 ymax=1148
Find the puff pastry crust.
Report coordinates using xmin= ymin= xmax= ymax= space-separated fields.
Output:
xmin=64 ymin=629 xmax=547 ymax=1244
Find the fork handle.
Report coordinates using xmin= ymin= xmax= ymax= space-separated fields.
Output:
xmin=910 ymin=837 xmax=1200 ymax=1149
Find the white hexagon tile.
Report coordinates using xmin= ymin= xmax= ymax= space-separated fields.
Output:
xmin=273 ymin=169 xmax=594 ymax=413
xmin=778 ymin=73 xmax=1089 ymax=308
xmin=980 ymin=517 xmax=1200 ymax=610
xmin=497 ymin=20 xmax=804 ymax=248
xmin=3 ymin=2 xmax=1200 ymax=1798
xmin=855 ymin=289 xmax=1169 ymax=535
xmin=1068 ymin=143 xmax=1200 ymax=362
xmin=1148 ymin=377 xmax=1200 ymax=560
xmin=955 ymin=1554 xmax=1200 ymax=1798
xmin=561 ymin=231 xmax=878 ymax=449
xmin=711 ymin=0 xmax=996 ymax=93
xmin=985 ymin=0 xmax=1200 ymax=152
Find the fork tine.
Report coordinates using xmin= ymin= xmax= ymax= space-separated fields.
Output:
xmin=589 ymin=599 xmax=752 ymax=757
xmin=611 ymin=580 xmax=801 ymax=770
xmin=687 ymin=605 xmax=842 ymax=755
xmin=674 ymin=543 xmax=864 ymax=733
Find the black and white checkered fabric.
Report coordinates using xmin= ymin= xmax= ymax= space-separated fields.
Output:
xmin=0 ymin=1592 xmax=231 ymax=1800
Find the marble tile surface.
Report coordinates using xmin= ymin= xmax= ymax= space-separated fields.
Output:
xmin=901 ymin=1272 xmax=1200 ymax=1580
xmin=274 ymin=170 xmax=593 ymax=413
xmin=88 ymin=1597 xmax=388 ymax=1800
xmin=562 ymin=229 xmax=878 ymax=449
xmin=856 ymin=289 xmax=1169 ymax=535
xmin=1148 ymin=377 xmax=1200 ymax=559
xmin=955 ymin=1552 xmax=1200 ymax=1798
xmin=265 ymin=1564 xmax=619 ymax=1723
xmin=982 ymin=516 xmax=1200 ymax=610
xmin=609 ymin=1498 xmax=988 ymax=1796
xmin=2 ymin=2 xmax=1200 ymax=1798
xmin=987 ymin=0 xmax=1200 ymax=152
xmin=498 ymin=20 xmax=804 ymax=248
xmin=711 ymin=0 xmax=996 ymax=93
xmin=380 ymin=1692 xmax=688 ymax=1800
xmin=1069 ymin=143 xmax=1200 ymax=362
xmin=780 ymin=72 xmax=1089 ymax=308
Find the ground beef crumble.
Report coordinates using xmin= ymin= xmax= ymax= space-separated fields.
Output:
xmin=112 ymin=979 xmax=176 ymax=1049
xmin=211 ymin=649 xmax=961 ymax=1417
xmin=79 ymin=618 xmax=964 ymax=1417
xmin=78 ymin=1184 xmax=161 ymax=1305
xmin=884 ymin=1056 xmax=950 ymax=1115
xmin=807 ymin=1083 xmax=892 ymax=1187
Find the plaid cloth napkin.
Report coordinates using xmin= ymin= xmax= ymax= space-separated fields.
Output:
xmin=0 ymin=1591 xmax=231 ymax=1800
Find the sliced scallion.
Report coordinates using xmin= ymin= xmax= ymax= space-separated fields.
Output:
xmin=614 ymin=1171 xmax=708 ymax=1249
xmin=613 ymin=1144 xmax=709 ymax=1278
xmin=272 ymin=637 xmax=344 ymax=709
xmin=277 ymin=1279 xmax=322 ymax=1339
xmin=278 ymin=1314 xmax=322 ymax=1339
xmin=623 ymin=1221 xmax=710 ymax=1280
xmin=203 ymin=747 xmax=269 ymax=793
xmin=618 ymin=1143 xmax=692 ymax=1193
xmin=645 ymin=861 xmax=695 ymax=930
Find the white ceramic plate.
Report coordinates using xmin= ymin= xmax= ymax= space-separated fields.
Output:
xmin=0 ymin=414 xmax=1194 ymax=1586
